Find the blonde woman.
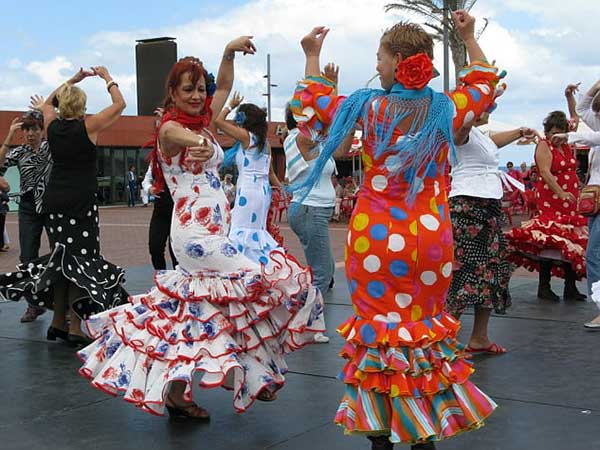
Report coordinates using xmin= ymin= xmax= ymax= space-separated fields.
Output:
xmin=0 ymin=67 xmax=128 ymax=346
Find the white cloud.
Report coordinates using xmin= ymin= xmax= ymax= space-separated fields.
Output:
xmin=1 ymin=0 xmax=600 ymax=165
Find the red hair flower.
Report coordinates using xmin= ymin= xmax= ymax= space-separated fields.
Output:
xmin=395 ymin=53 xmax=434 ymax=90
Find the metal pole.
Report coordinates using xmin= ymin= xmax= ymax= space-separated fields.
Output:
xmin=266 ymin=54 xmax=272 ymax=122
xmin=443 ymin=0 xmax=450 ymax=91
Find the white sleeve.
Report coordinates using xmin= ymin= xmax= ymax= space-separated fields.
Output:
xmin=141 ymin=165 xmax=153 ymax=192
xmin=576 ymin=93 xmax=600 ymax=131
xmin=568 ymin=131 xmax=600 ymax=147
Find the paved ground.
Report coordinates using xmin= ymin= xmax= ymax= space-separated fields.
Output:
xmin=1 ymin=206 xmax=599 ymax=449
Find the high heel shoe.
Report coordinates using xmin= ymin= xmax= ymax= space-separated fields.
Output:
xmin=165 ymin=395 xmax=210 ymax=421
xmin=47 ymin=326 xmax=69 ymax=342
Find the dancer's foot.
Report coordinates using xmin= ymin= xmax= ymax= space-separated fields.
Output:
xmin=466 ymin=338 xmax=506 ymax=355
xmin=166 ymin=395 xmax=210 ymax=420
xmin=257 ymin=389 xmax=278 ymax=402
xmin=411 ymin=442 xmax=436 ymax=450
xmin=314 ymin=332 xmax=330 ymax=343
xmin=537 ymin=285 xmax=560 ymax=302
xmin=367 ymin=435 xmax=393 ymax=450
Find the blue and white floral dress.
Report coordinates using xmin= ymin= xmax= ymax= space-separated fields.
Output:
xmin=77 ymin=132 xmax=325 ymax=415
xmin=229 ymin=134 xmax=281 ymax=266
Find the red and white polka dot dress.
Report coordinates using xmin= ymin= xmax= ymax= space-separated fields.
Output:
xmin=507 ymin=140 xmax=588 ymax=278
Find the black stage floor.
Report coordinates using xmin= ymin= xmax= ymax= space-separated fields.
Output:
xmin=1 ymin=267 xmax=599 ymax=450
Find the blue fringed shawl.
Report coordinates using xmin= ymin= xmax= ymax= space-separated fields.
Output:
xmin=287 ymin=82 xmax=455 ymax=207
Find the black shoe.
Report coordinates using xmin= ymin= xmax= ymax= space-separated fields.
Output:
xmin=564 ymin=285 xmax=587 ymax=302
xmin=368 ymin=436 xmax=393 ymax=450
xmin=329 ymin=277 xmax=335 ymax=289
xmin=538 ymin=285 xmax=560 ymax=302
xmin=47 ymin=326 xmax=69 ymax=342
xmin=411 ymin=443 xmax=436 ymax=450
xmin=67 ymin=334 xmax=93 ymax=347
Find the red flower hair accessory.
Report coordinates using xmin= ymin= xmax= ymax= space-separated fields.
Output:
xmin=395 ymin=53 xmax=434 ymax=90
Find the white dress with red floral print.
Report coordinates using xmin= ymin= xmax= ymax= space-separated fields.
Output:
xmin=77 ymin=137 xmax=325 ymax=415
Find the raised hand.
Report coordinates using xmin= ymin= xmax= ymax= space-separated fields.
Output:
xmin=91 ymin=66 xmax=112 ymax=82
xmin=8 ymin=117 xmax=24 ymax=134
xmin=29 ymin=94 xmax=46 ymax=111
xmin=68 ymin=67 xmax=96 ymax=84
xmin=451 ymin=10 xmax=476 ymax=42
xmin=564 ymin=82 xmax=581 ymax=97
xmin=228 ymin=92 xmax=244 ymax=109
xmin=225 ymin=36 xmax=256 ymax=56
xmin=322 ymin=62 xmax=339 ymax=84
xmin=301 ymin=26 xmax=330 ymax=57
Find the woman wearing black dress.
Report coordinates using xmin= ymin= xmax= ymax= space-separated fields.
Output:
xmin=0 ymin=67 xmax=128 ymax=345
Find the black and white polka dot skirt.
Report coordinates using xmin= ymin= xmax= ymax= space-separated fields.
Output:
xmin=0 ymin=204 xmax=128 ymax=319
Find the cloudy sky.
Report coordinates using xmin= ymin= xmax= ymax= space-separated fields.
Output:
xmin=2 ymin=0 xmax=599 ymax=164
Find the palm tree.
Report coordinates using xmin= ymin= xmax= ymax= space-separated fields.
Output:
xmin=384 ymin=1 xmax=487 ymax=84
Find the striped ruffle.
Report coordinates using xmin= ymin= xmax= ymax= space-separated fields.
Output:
xmin=334 ymin=313 xmax=497 ymax=444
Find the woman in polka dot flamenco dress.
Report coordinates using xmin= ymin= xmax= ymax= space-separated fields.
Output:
xmin=0 ymin=67 xmax=128 ymax=346
xmin=506 ymin=110 xmax=588 ymax=302
xmin=214 ymin=92 xmax=285 ymax=266
xmin=290 ymin=14 xmax=500 ymax=450
xmin=77 ymin=45 xmax=325 ymax=420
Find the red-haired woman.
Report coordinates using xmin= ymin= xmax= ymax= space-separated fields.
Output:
xmin=77 ymin=38 xmax=326 ymax=420
xmin=289 ymin=11 xmax=500 ymax=449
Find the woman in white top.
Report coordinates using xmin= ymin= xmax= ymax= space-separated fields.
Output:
xmin=553 ymin=129 xmax=600 ymax=329
xmin=447 ymin=113 xmax=536 ymax=354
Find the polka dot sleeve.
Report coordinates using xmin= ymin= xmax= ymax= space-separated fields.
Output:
xmin=446 ymin=61 xmax=505 ymax=131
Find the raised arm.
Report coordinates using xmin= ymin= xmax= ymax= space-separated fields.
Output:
xmin=301 ymin=27 xmax=330 ymax=77
xmin=446 ymin=11 xmax=503 ymax=131
xmin=552 ymin=130 xmax=600 ymax=147
xmin=565 ymin=83 xmax=580 ymax=131
xmin=0 ymin=117 xmax=23 ymax=166
xmin=210 ymin=36 xmax=256 ymax=125
xmin=85 ymin=66 xmax=126 ymax=143
xmin=213 ymin=91 xmax=251 ymax=148
xmin=576 ymin=80 xmax=600 ymax=131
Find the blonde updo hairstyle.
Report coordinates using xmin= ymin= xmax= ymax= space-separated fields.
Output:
xmin=57 ymin=83 xmax=87 ymax=119
xmin=380 ymin=22 xmax=434 ymax=60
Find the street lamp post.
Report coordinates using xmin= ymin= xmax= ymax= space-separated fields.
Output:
xmin=262 ymin=53 xmax=278 ymax=123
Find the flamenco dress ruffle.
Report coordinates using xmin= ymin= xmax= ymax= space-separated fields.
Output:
xmin=333 ymin=312 xmax=496 ymax=443
xmin=0 ymin=207 xmax=127 ymax=318
xmin=77 ymin=250 xmax=325 ymax=415
xmin=506 ymin=212 xmax=588 ymax=279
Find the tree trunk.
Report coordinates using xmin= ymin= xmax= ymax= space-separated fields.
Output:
xmin=448 ymin=32 xmax=467 ymax=85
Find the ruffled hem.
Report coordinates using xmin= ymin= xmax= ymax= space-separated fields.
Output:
xmin=338 ymin=339 xmax=473 ymax=398
xmin=506 ymin=218 xmax=587 ymax=278
xmin=337 ymin=312 xmax=461 ymax=348
xmin=0 ymin=243 xmax=127 ymax=318
xmin=78 ymin=250 xmax=326 ymax=413
xmin=335 ymin=313 xmax=496 ymax=443
xmin=334 ymin=381 xmax=497 ymax=444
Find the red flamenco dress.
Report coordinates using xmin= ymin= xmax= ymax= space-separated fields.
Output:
xmin=289 ymin=57 xmax=503 ymax=444
xmin=506 ymin=140 xmax=588 ymax=279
